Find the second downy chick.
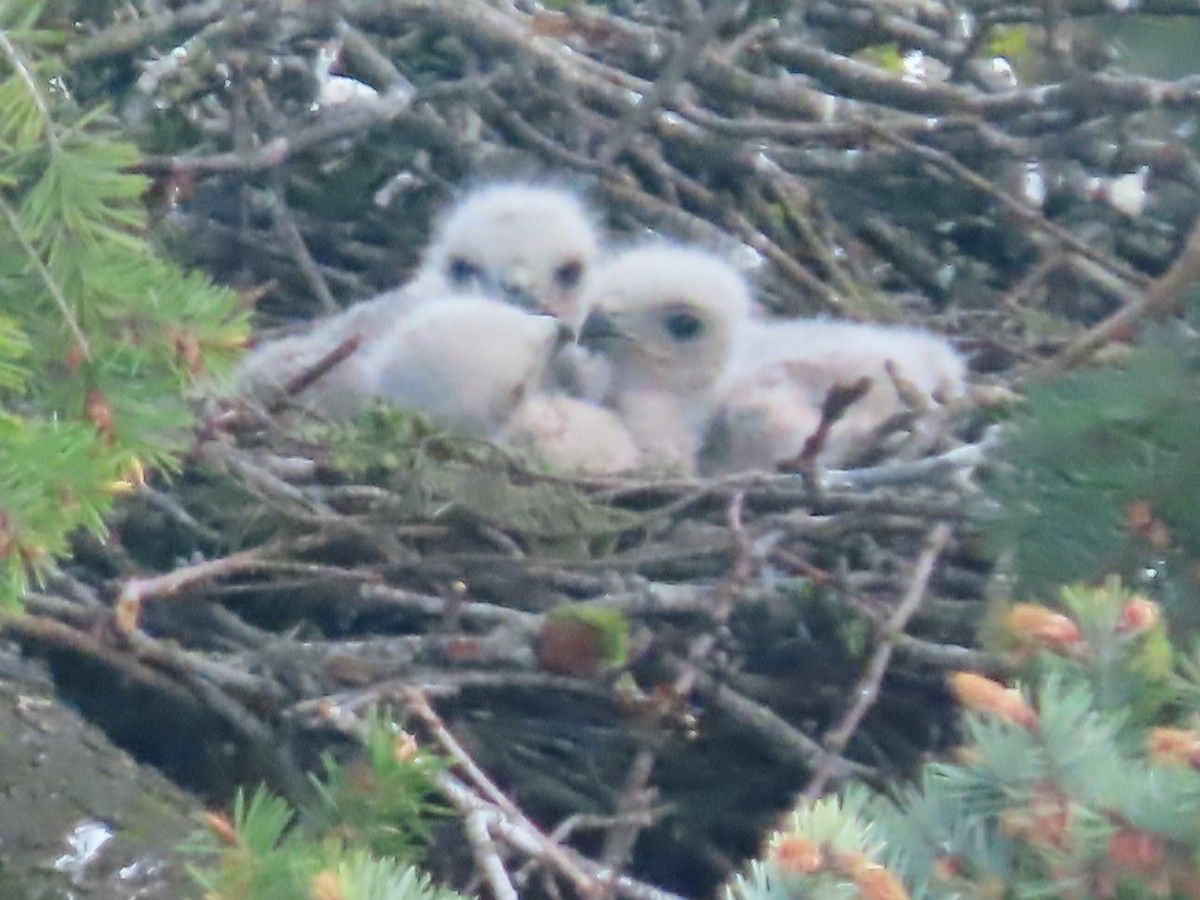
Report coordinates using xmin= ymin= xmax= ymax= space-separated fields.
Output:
xmin=282 ymin=295 xmax=570 ymax=435
xmin=577 ymin=243 xmax=752 ymax=473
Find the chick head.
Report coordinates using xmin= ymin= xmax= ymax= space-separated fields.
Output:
xmin=421 ymin=183 xmax=600 ymax=323
xmin=577 ymin=244 xmax=750 ymax=395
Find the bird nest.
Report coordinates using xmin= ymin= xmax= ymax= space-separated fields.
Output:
xmin=19 ymin=1 xmax=1200 ymax=896
xmin=26 ymin=397 xmax=988 ymax=896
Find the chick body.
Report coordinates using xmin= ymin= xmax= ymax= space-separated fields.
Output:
xmin=577 ymin=243 xmax=752 ymax=473
xmin=704 ymin=319 xmax=967 ymax=471
xmin=353 ymin=297 xmax=569 ymax=433
xmin=237 ymin=181 xmax=601 ymax=408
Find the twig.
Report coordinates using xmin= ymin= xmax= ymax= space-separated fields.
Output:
xmin=137 ymin=90 xmax=423 ymax=174
xmin=359 ymin=583 xmax=540 ymax=629
xmin=1041 ymin=212 xmax=1200 ymax=374
xmin=767 ymin=36 xmax=973 ymax=115
xmin=66 ymin=0 xmax=232 ymax=64
xmin=755 ymin=154 xmax=877 ymax=317
xmin=870 ymin=126 xmax=1151 ymax=290
xmin=599 ymin=494 xmax=758 ymax=877
xmin=600 ymin=176 xmax=841 ymax=308
xmin=116 ymin=544 xmax=279 ymax=606
xmin=404 ymin=687 xmax=539 ymax=822
xmin=403 ymin=688 xmax=687 ymax=900
xmin=819 ymin=436 xmax=994 ymax=491
xmin=594 ymin=0 xmax=727 ymax=166
xmin=4 ymin=613 xmax=196 ymax=704
xmin=269 ymin=176 xmax=341 ymax=315
xmin=463 ymin=808 xmax=519 ymax=900
xmin=676 ymin=660 xmax=875 ymax=781
xmin=335 ymin=18 xmax=417 ymax=95
xmin=802 ymin=521 xmax=952 ymax=800
xmin=597 ymin=749 xmax=659 ymax=890
xmin=133 ymin=483 xmax=225 ymax=546
xmin=435 ymin=767 xmax=686 ymax=900
xmin=893 ymin=634 xmax=1006 ymax=673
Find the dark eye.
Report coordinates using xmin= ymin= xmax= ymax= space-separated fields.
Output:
xmin=447 ymin=257 xmax=483 ymax=284
xmin=554 ymin=258 xmax=584 ymax=289
xmin=664 ymin=310 xmax=705 ymax=342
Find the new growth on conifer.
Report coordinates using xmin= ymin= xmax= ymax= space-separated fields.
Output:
xmin=0 ymin=4 xmax=247 ymax=607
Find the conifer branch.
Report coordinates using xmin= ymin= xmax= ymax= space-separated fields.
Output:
xmin=0 ymin=24 xmax=89 ymax=358
xmin=0 ymin=30 xmax=57 ymax=151
xmin=0 ymin=195 xmax=90 ymax=360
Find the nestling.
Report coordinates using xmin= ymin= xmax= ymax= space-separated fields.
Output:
xmin=577 ymin=243 xmax=752 ymax=472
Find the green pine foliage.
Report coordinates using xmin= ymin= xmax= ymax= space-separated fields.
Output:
xmin=186 ymin=710 xmax=462 ymax=900
xmin=980 ymin=312 xmax=1200 ymax=624
xmin=0 ymin=3 xmax=248 ymax=607
xmin=728 ymin=581 xmax=1200 ymax=900
xmin=308 ymin=708 xmax=449 ymax=863
xmin=322 ymin=851 xmax=466 ymax=900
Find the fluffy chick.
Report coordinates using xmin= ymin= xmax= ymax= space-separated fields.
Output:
xmin=703 ymin=320 xmax=967 ymax=472
xmin=353 ymin=297 xmax=571 ymax=434
xmin=419 ymin=182 xmax=601 ymax=323
xmin=413 ymin=181 xmax=607 ymax=399
xmin=577 ymin=243 xmax=752 ymax=472
xmin=499 ymin=394 xmax=640 ymax=475
xmin=238 ymin=181 xmax=600 ymax=406
xmin=234 ymin=287 xmax=421 ymax=409
xmin=245 ymin=295 xmax=568 ymax=433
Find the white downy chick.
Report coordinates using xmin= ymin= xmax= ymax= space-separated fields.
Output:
xmin=703 ymin=319 xmax=967 ymax=472
xmin=234 ymin=282 xmax=429 ymax=410
xmin=237 ymin=181 xmax=601 ymax=407
xmin=419 ymin=182 xmax=607 ymax=402
xmin=499 ymin=394 xmax=640 ymax=476
xmin=354 ymin=297 xmax=571 ymax=434
xmin=577 ymin=243 xmax=752 ymax=473
xmin=418 ymin=182 xmax=601 ymax=324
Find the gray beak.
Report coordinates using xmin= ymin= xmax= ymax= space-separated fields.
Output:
xmin=578 ymin=309 xmax=624 ymax=348
xmin=501 ymin=282 xmax=542 ymax=313
xmin=469 ymin=271 xmax=542 ymax=313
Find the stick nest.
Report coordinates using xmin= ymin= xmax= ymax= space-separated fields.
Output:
xmin=20 ymin=1 xmax=1200 ymax=895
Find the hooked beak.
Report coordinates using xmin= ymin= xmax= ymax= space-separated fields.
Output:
xmin=501 ymin=283 xmax=543 ymax=312
xmin=462 ymin=268 xmax=544 ymax=314
xmin=578 ymin=309 xmax=625 ymax=348
xmin=497 ymin=264 xmax=544 ymax=313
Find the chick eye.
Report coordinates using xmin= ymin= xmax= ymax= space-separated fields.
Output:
xmin=553 ymin=258 xmax=584 ymax=289
xmin=447 ymin=257 xmax=483 ymax=284
xmin=663 ymin=310 xmax=705 ymax=342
